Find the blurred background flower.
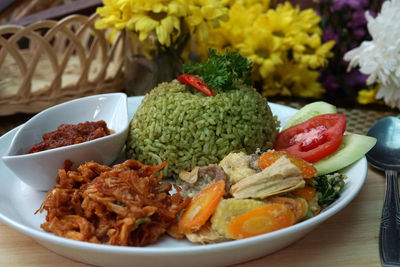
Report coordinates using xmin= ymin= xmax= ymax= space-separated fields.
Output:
xmin=344 ymin=0 xmax=400 ymax=109
xmin=95 ymin=0 xmax=227 ymax=57
xmin=188 ymin=0 xmax=335 ymax=99
xmin=94 ymin=0 xmax=399 ymax=110
xmin=312 ymin=0 xmax=385 ymax=107
xmin=95 ymin=0 xmax=228 ymax=95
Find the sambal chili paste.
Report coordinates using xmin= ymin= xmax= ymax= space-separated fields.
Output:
xmin=28 ymin=120 xmax=112 ymax=153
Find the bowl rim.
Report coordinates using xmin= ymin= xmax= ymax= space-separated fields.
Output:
xmin=2 ymin=92 xmax=128 ymax=158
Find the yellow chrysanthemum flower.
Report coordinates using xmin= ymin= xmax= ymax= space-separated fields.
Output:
xmin=237 ymin=16 xmax=283 ymax=79
xmin=357 ymin=85 xmax=380 ymax=105
xmin=261 ymin=62 xmax=325 ymax=98
xmin=95 ymin=0 xmax=132 ymax=30
xmin=296 ymin=8 xmax=322 ymax=35
xmin=95 ymin=0 xmax=227 ymax=48
xmin=199 ymin=1 xmax=332 ymax=98
xmin=186 ymin=1 xmax=261 ymax=61
xmin=184 ymin=0 xmax=228 ymax=41
xmin=222 ymin=0 xmax=271 ymax=11
xmin=212 ymin=2 xmax=261 ymax=48
xmin=293 ymin=37 xmax=335 ymax=69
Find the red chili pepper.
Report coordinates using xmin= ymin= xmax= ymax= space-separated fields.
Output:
xmin=177 ymin=74 xmax=215 ymax=96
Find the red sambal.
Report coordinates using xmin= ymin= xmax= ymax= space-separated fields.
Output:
xmin=28 ymin=120 xmax=112 ymax=153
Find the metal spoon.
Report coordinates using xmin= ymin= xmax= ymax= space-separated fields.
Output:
xmin=366 ymin=116 xmax=400 ymax=267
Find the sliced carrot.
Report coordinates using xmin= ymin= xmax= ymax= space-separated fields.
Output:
xmin=227 ymin=203 xmax=295 ymax=239
xmin=178 ymin=180 xmax=225 ymax=233
xmin=258 ymin=151 xmax=317 ymax=178
xmin=291 ymin=185 xmax=316 ymax=201
xmin=257 ymin=150 xmax=278 ymax=169
xmin=267 ymin=196 xmax=308 ymax=223
xmin=295 ymin=197 xmax=309 ymax=221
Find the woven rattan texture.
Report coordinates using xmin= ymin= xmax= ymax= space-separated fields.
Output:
xmin=0 ymin=14 xmax=125 ymax=116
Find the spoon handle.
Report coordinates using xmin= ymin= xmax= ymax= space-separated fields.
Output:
xmin=380 ymin=169 xmax=400 ymax=267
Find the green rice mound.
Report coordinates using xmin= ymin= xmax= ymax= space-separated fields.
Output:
xmin=126 ymin=79 xmax=279 ymax=178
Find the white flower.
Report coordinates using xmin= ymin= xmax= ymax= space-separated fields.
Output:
xmin=343 ymin=0 xmax=400 ymax=109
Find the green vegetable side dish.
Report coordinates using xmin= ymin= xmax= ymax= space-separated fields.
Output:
xmin=308 ymin=172 xmax=347 ymax=208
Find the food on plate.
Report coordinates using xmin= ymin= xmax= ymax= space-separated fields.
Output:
xmin=126 ymin=50 xmax=279 ymax=178
xmin=178 ymin=180 xmax=225 ymax=233
xmin=28 ymin=120 xmax=112 ymax=153
xmin=219 ymin=151 xmax=257 ymax=184
xmin=313 ymin=133 xmax=377 ymax=175
xmin=177 ymin=74 xmax=215 ymax=96
xmin=282 ymin=101 xmax=337 ymax=130
xmin=227 ymin=203 xmax=295 ymax=239
xmin=274 ymin=113 xmax=346 ymax=163
xmin=230 ymin=156 xmax=304 ymax=199
xmin=267 ymin=196 xmax=308 ymax=223
xmin=36 ymin=159 xmax=189 ymax=246
xmin=211 ymin=198 xmax=266 ymax=239
xmin=32 ymin=48 xmax=375 ymax=248
xmin=177 ymin=150 xmax=346 ymax=243
xmin=184 ymin=222 xmax=227 ymax=244
xmin=307 ymin=172 xmax=347 ymax=208
xmin=278 ymin=102 xmax=376 ymax=174
xmin=178 ymin=164 xmax=230 ymax=198
xmin=34 ymin=97 xmax=374 ymax=246
xmin=257 ymin=150 xmax=317 ymax=178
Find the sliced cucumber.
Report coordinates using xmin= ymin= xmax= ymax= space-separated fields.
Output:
xmin=283 ymin=101 xmax=337 ymax=130
xmin=313 ymin=133 xmax=377 ymax=175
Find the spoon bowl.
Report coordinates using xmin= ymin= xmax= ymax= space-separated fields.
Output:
xmin=366 ymin=116 xmax=400 ymax=171
xmin=366 ymin=116 xmax=400 ymax=267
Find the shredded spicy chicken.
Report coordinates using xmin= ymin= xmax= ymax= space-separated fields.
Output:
xmin=36 ymin=159 xmax=189 ymax=246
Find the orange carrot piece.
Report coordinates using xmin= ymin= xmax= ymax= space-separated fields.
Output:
xmin=291 ymin=185 xmax=316 ymax=201
xmin=267 ymin=196 xmax=308 ymax=223
xmin=295 ymin=198 xmax=309 ymax=220
xmin=227 ymin=203 xmax=295 ymax=239
xmin=258 ymin=151 xmax=317 ymax=178
xmin=257 ymin=151 xmax=278 ymax=169
xmin=178 ymin=180 xmax=225 ymax=233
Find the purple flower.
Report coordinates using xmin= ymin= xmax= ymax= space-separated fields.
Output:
xmin=322 ymin=74 xmax=339 ymax=93
xmin=315 ymin=0 xmax=385 ymax=103
xmin=347 ymin=10 xmax=367 ymax=28
xmin=323 ymin=27 xmax=340 ymax=43
xmin=353 ymin=28 xmax=367 ymax=39
xmin=331 ymin=0 xmax=368 ymax=12
xmin=312 ymin=0 xmax=331 ymax=3
xmin=343 ymin=69 xmax=368 ymax=87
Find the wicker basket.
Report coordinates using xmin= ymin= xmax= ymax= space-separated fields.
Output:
xmin=0 ymin=13 xmax=126 ymax=116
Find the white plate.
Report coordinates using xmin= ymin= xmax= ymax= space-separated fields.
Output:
xmin=0 ymin=96 xmax=367 ymax=267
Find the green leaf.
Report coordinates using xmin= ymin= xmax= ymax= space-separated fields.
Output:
xmin=307 ymin=172 xmax=346 ymax=207
xmin=183 ymin=49 xmax=253 ymax=91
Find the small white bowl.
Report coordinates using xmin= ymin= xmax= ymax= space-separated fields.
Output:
xmin=2 ymin=93 xmax=129 ymax=191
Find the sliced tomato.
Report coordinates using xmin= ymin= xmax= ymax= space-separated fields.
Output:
xmin=274 ymin=113 xmax=346 ymax=163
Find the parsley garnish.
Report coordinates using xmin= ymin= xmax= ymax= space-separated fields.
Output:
xmin=183 ymin=49 xmax=253 ymax=91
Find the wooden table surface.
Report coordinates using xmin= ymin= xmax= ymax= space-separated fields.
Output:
xmin=0 ymin=102 xmax=396 ymax=267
